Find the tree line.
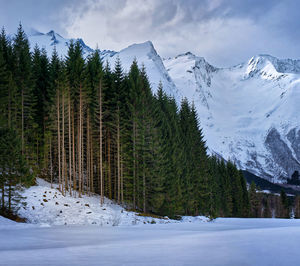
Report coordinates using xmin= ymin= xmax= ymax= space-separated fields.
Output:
xmin=0 ymin=24 xmax=295 ymax=219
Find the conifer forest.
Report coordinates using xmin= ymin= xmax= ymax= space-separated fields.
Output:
xmin=0 ymin=25 xmax=296 ymax=219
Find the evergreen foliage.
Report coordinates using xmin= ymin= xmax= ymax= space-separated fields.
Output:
xmin=0 ymin=25 xmax=254 ymax=218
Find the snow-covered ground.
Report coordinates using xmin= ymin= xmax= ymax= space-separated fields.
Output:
xmin=17 ymin=178 xmax=208 ymax=226
xmin=1 ymin=179 xmax=300 ymax=265
xmin=1 ymin=216 xmax=300 ymax=266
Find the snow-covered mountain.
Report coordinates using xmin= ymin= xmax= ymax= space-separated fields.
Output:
xmin=26 ymin=31 xmax=178 ymax=99
xmin=104 ymin=41 xmax=179 ymax=100
xmin=26 ymin=29 xmax=95 ymax=57
xmin=26 ymin=30 xmax=300 ymax=183
xmin=164 ymin=53 xmax=300 ymax=182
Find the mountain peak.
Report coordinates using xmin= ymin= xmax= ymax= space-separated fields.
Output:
xmin=46 ymin=30 xmax=63 ymax=39
xmin=118 ymin=41 xmax=159 ymax=62
xmin=174 ymin=51 xmax=196 ymax=60
xmin=26 ymin=28 xmax=94 ymax=58
xmin=247 ymin=54 xmax=300 ymax=75
xmin=125 ymin=41 xmax=155 ymax=52
xmin=46 ymin=30 xmax=55 ymax=35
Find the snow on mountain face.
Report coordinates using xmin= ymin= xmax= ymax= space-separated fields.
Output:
xmin=164 ymin=53 xmax=300 ymax=182
xmin=103 ymin=41 xmax=179 ymax=100
xmin=26 ymin=30 xmax=177 ymax=99
xmin=27 ymin=29 xmax=94 ymax=57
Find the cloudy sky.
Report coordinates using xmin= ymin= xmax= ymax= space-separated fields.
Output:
xmin=0 ymin=0 xmax=299 ymax=66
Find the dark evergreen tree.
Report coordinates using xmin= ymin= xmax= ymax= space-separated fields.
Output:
xmin=0 ymin=25 xmax=254 ymax=220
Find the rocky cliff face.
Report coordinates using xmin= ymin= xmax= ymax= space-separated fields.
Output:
xmin=265 ymin=128 xmax=300 ymax=181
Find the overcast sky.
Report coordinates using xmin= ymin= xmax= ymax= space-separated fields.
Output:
xmin=0 ymin=0 xmax=299 ymax=66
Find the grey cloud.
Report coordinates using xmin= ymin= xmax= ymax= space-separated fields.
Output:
xmin=1 ymin=0 xmax=300 ymax=66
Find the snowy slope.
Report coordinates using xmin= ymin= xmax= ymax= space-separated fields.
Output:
xmin=17 ymin=178 xmax=208 ymax=226
xmin=103 ymin=41 xmax=179 ymax=100
xmin=27 ymin=29 xmax=94 ymax=58
xmin=164 ymin=53 xmax=300 ymax=182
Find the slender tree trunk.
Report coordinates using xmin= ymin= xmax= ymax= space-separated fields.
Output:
xmin=57 ymin=91 xmax=61 ymax=192
xmin=78 ymin=85 xmax=82 ymax=197
xmin=8 ymin=175 xmax=11 ymax=212
xmin=68 ymin=90 xmax=72 ymax=196
xmin=121 ymin=147 xmax=124 ymax=205
xmin=8 ymin=78 xmax=11 ymax=128
xmin=72 ymin=110 xmax=76 ymax=193
xmin=50 ymin=138 xmax=53 ymax=188
xmin=87 ymin=113 xmax=90 ymax=195
xmin=64 ymin=149 xmax=68 ymax=193
xmin=114 ymin=157 xmax=117 ymax=200
xmin=133 ymin=119 xmax=136 ymax=209
xmin=90 ymin=134 xmax=94 ymax=193
xmin=117 ymin=108 xmax=121 ymax=204
xmin=143 ymin=157 xmax=146 ymax=213
xmin=81 ymin=109 xmax=84 ymax=194
xmin=62 ymin=92 xmax=65 ymax=196
xmin=99 ymin=82 xmax=104 ymax=205
xmin=78 ymin=110 xmax=81 ymax=197
xmin=21 ymin=88 xmax=24 ymax=155
xmin=142 ymin=111 xmax=146 ymax=213
xmin=108 ymin=132 xmax=111 ymax=199
xmin=1 ymin=174 xmax=5 ymax=209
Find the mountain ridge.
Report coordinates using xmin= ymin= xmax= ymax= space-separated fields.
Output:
xmin=24 ymin=29 xmax=300 ymax=183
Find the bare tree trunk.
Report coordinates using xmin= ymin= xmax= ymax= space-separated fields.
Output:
xmin=108 ymin=132 xmax=111 ymax=199
xmin=117 ymin=108 xmax=121 ymax=204
xmin=77 ymin=118 xmax=80 ymax=196
xmin=72 ymin=110 xmax=76 ymax=193
xmin=81 ymin=109 xmax=84 ymax=194
xmin=68 ymin=90 xmax=72 ymax=196
xmin=90 ymin=134 xmax=94 ymax=193
xmin=121 ymin=146 xmax=124 ymax=205
xmin=8 ymin=78 xmax=11 ymax=128
xmin=133 ymin=120 xmax=136 ymax=209
xmin=143 ymin=166 xmax=146 ymax=213
xmin=1 ymin=174 xmax=5 ymax=209
xmin=78 ymin=90 xmax=82 ymax=197
xmin=21 ymin=88 xmax=24 ymax=155
xmin=62 ymin=92 xmax=65 ymax=196
xmin=8 ymin=174 xmax=11 ymax=212
xmin=50 ymin=138 xmax=53 ymax=189
xmin=87 ymin=113 xmax=90 ymax=195
xmin=142 ymin=114 xmax=146 ymax=213
xmin=99 ymin=81 xmax=104 ymax=205
xmin=57 ymin=91 xmax=61 ymax=192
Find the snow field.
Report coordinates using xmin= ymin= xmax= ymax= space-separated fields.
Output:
xmin=1 ymin=216 xmax=300 ymax=265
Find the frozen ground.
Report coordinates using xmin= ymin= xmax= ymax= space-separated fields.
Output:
xmin=0 ymin=217 xmax=300 ymax=266
xmin=16 ymin=178 xmax=207 ymax=226
xmin=1 ymin=180 xmax=300 ymax=265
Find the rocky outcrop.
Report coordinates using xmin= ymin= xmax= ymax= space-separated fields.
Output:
xmin=265 ymin=128 xmax=300 ymax=179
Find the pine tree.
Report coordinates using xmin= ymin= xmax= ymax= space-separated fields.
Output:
xmin=13 ymin=23 xmax=36 ymax=163
xmin=0 ymin=25 xmax=258 ymax=219
xmin=280 ymin=190 xmax=289 ymax=218
xmin=32 ymin=46 xmax=50 ymax=168
xmin=249 ymin=181 xmax=260 ymax=217
xmin=0 ymin=126 xmax=32 ymax=213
